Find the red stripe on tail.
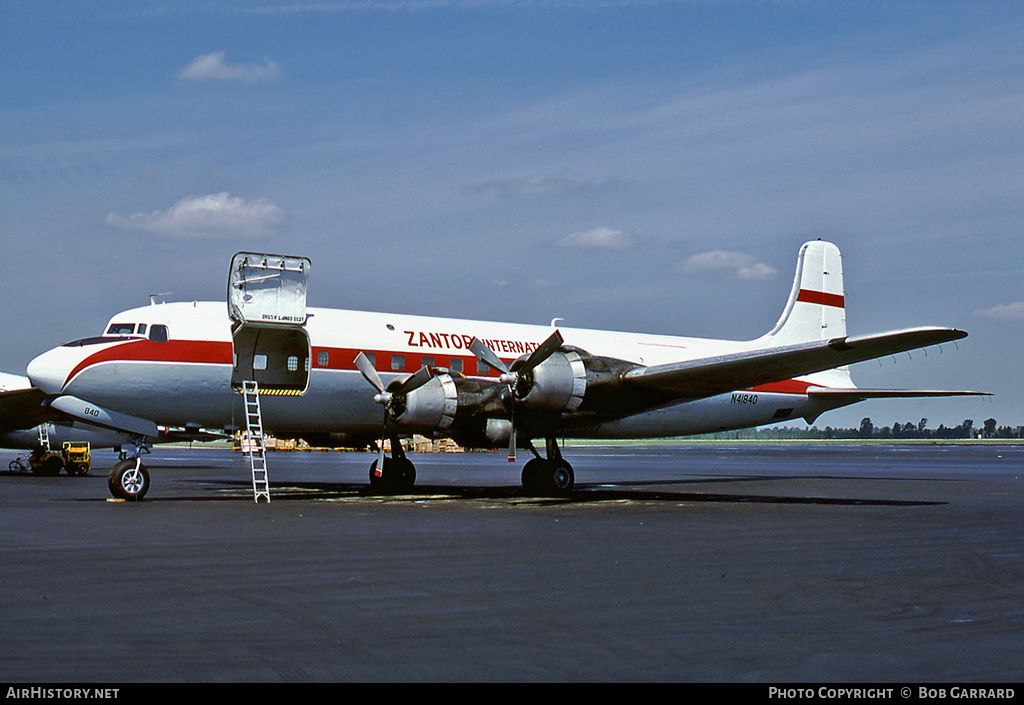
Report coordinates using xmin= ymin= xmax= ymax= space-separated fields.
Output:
xmin=796 ymin=289 xmax=845 ymax=309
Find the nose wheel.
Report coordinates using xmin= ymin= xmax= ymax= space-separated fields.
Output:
xmin=107 ymin=438 xmax=151 ymax=501
xmin=108 ymin=458 xmax=150 ymax=501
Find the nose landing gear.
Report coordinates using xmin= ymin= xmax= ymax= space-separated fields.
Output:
xmin=108 ymin=439 xmax=151 ymax=501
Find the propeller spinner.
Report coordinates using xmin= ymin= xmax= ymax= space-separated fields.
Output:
xmin=354 ymin=352 xmax=434 ymax=468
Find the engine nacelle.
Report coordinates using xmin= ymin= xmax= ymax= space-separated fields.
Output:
xmin=384 ymin=350 xmax=637 ymax=440
xmin=389 ymin=373 xmax=458 ymax=432
xmin=514 ymin=350 xmax=587 ymax=413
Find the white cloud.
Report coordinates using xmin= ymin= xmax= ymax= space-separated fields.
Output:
xmin=559 ymin=227 xmax=634 ymax=250
xmin=972 ymin=302 xmax=1024 ymax=321
xmin=178 ymin=51 xmax=281 ymax=82
xmin=675 ymin=250 xmax=778 ymax=281
xmin=105 ymin=192 xmax=287 ymax=240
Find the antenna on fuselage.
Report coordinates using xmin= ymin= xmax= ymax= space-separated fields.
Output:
xmin=149 ymin=293 xmax=171 ymax=306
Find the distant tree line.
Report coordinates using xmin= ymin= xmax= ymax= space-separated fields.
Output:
xmin=701 ymin=418 xmax=1024 ymax=441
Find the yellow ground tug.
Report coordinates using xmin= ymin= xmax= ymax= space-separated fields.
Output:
xmin=28 ymin=442 xmax=91 ymax=476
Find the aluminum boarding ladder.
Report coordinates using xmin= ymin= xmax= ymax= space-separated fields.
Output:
xmin=242 ymin=381 xmax=270 ymax=502
xmin=37 ymin=423 xmax=51 ymax=451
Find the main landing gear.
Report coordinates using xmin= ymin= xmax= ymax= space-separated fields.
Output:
xmin=368 ymin=435 xmax=416 ymax=494
xmin=366 ymin=435 xmax=574 ymax=496
xmin=521 ymin=437 xmax=575 ymax=495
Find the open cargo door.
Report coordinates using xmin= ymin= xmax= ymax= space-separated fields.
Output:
xmin=228 ymin=253 xmax=312 ymax=395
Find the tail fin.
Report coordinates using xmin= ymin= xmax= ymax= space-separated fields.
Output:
xmin=760 ymin=240 xmax=846 ymax=347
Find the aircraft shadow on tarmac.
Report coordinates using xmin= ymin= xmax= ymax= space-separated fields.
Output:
xmin=177 ymin=477 xmax=946 ymax=507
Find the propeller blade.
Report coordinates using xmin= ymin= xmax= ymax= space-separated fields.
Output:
xmin=470 ymin=338 xmax=509 ymax=374
xmin=397 ymin=365 xmax=434 ymax=395
xmin=521 ymin=329 xmax=564 ymax=373
xmin=507 ymin=402 xmax=516 ymax=462
xmin=473 ymin=331 xmax=565 ymax=462
xmin=355 ymin=352 xmax=385 ymax=393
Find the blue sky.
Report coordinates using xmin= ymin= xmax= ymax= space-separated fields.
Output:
xmin=2 ymin=0 xmax=1023 ymax=430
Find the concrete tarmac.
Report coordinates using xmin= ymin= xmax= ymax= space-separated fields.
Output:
xmin=1 ymin=443 xmax=1022 ymax=683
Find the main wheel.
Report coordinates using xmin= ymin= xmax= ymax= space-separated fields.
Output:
xmin=521 ymin=458 xmax=574 ymax=496
xmin=549 ymin=460 xmax=574 ymax=493
xmin=369 ymin=457 xmax=416 ymax=494
xmin=108 ymin=460 xmax=150 ymax=501
xmin=521 ymin=458 xmax=546 ymax=494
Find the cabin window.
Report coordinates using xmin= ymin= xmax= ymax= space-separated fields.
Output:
xmin=149 ymin=325 xmax=169 ymax=343
xmin=477 ymin=359 xmax=491 ymax=375
xmin=253 ymin=354 xmax=268 ymax=371
xmin=361 ymin=353 xmax=376 ymax=368
xmin=137 ymin=324 xmax=147 ymax=336
xmin=317 ymin=350 xmax=329 ymax=367
xmin=421 ymin=356 xmax=434 ymax=368
xmin=287 ymin=356 xmax=299 ymax=372
xmin=391 ymin=354 xmax=405 ymax=371
xmin=450 ymin=358 xmax=463 ymax=373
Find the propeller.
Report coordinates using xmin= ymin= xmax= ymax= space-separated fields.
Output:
xmin=470 ymin=329 xmax=564 ymax=461
xmin=354 ymin=352 xmax=434 ymax=469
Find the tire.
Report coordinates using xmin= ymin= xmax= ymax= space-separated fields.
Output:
xmin=550 ymin=461 xmax=574 ymax=493
xmin=66 ymin=462 xmax=88 ymax=476
xmin=369 ymin=457 xmax=416 ymax=494
xmin=521 ymin=458 xmax=574 ymax=496
xmin=521 ymin=458 xmax=545 ymax=494
xmin=108 ymin=460 xmax=150 ymax=501
xmin=35 ymin=455 xmax=64 ymax=477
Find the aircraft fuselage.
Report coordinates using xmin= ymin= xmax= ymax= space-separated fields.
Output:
xmin=26 ymin=302 xmax=846 ymax=443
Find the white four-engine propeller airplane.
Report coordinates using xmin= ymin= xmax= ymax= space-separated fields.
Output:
xmin=16 ymin=240 xmax=986 ymax=500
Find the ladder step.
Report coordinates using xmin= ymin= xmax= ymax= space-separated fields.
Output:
xmin=242 ymin=380 xmax=270 ymax=503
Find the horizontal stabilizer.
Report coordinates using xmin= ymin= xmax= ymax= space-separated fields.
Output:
xmin=624 ymin=327 xmax=971 ymax=402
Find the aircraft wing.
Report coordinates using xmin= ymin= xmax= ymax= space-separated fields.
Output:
xmin=0 ymin=384 xmax=223 ymax=444
xmin=806 ymin=388 xmax=989 ymax=399
xmin=0 ymin=387 xmax=61 ymax=432
xmin=620 ymin=327 xmax=985 ymax=403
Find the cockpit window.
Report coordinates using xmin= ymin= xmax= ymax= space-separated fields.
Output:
xmin=106 ymin=323 xmax=136 ymax=335
xmin=149 ymin=324 xmax=169 ymax=343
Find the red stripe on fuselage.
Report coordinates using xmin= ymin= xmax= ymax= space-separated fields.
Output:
xmin=65 ymin=339 xmax=233 ymax=388
xmin=796 ymin=289 xmax=844 ymax=309
xmin=310 ymin=346 xmax=505 ymax=376
xmin=62 ymin=339 xmax=510 ymax=390
xmin=65 ymin=340 xmax=830 ymax=398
